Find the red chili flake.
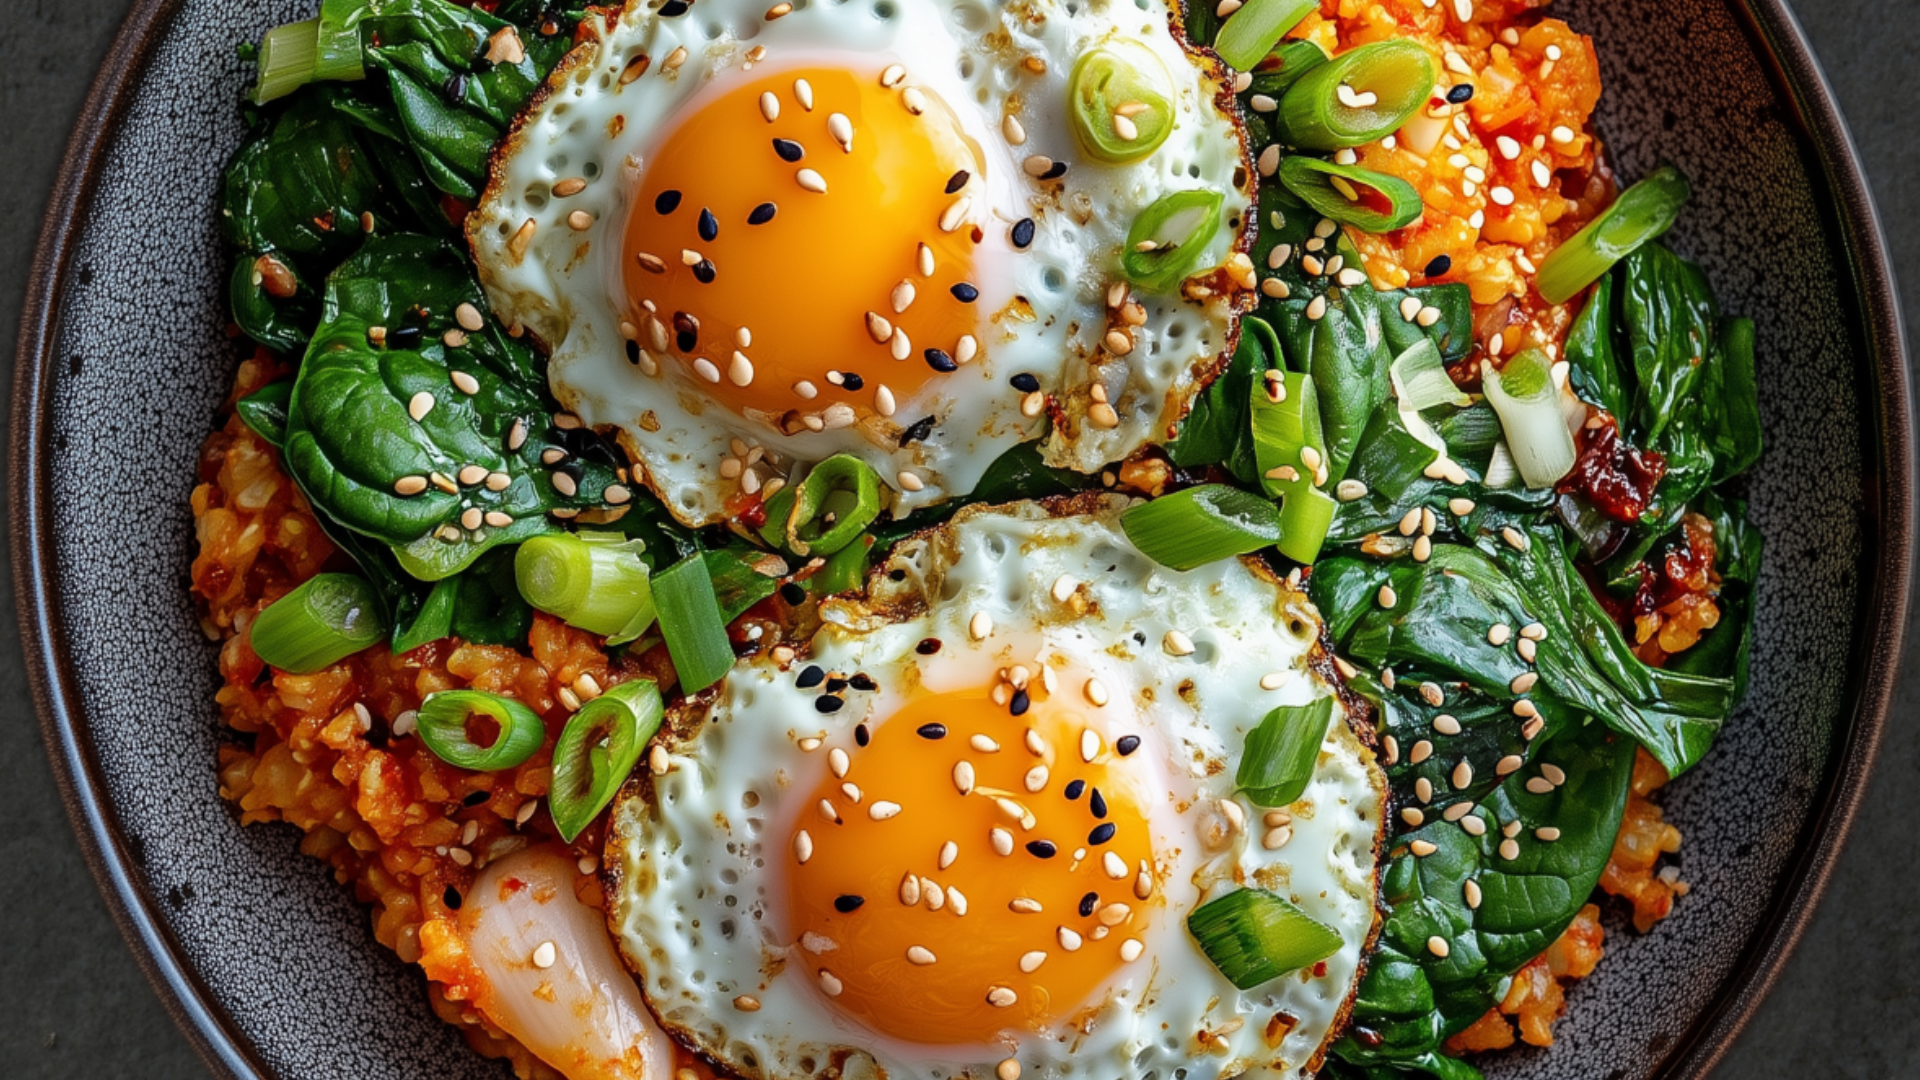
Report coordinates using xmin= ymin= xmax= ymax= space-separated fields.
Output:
xmin=1558 ymin=417 xmax=1666 ymax=522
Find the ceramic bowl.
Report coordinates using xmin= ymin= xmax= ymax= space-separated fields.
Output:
xmin=11 ymin=0 xmax=1910 ymax=1077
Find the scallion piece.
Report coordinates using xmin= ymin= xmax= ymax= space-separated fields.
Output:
xmin=414 ymin=690 xmax=546 ymax=772
xmin=1236 ymin=698 xmax=1334 ymax=806
xmin=1068 ymin=43 xmax=1176 ymax=164
xmin=1277 ymin=156 xmax=1424 ymax=233
xmin=249 ymin=572 xmax=387 ymax=673
xmin=1249 ymin=370 xmax=1335 ymax=563
xmin=653 ymin=553 xmax=736 ymax=693
xmin=1121 ymin=485 xmax=1284 ymax=571
xmin=814 ymin=535 xmax=873 ymax=597
xmin=314 ymin=0 xmax=369 ymax=84
xmin=1274 ymin=40 xmax=1435 ymax=150
xmin=250 ymin=18 xmax=321 ymax=105
xmin=549 ymin=679 xmax=664 ymax=842
xmin=1482 ymin=348 xmax=1578 ymax=489
xmin=1537 ymin=165 xmax=1692 ymax=304
xmin=758 ymin=454 xmax=881 ymax=556
xmin=1187 ymin=887 xmax=1345 ymax=989
xmin=1122 ymin=190 xmax=1226 ymax=293
xmin=1389 ymin=338 xmax=1471 ymax=411
xmin=1212 ymin=0 xmax=1316 ymax=72
xmin=1484 ymin=440 xmax=1520 ymax=489
xmin=515 ymin=533 xmax=656 ymax=642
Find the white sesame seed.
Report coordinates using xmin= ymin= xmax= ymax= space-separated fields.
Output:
xmin=1542 ymin=763 xmax=1567 ymax=785
xmin=907 ymin=945 xmax=937 ymax=965
xmin=1410 ymin=840 xmax=1438 ymax=856
xmin=454 ymin=303 xmax=485 ymax=332
xmin=1464 ymin=880 xmax=1483 ymax=908
xmin=1527 ymin=777 xmax=1554 ymax=795
xmin=899 ymin=873 xmax=922 ymax=906
xmin=649 ymin=745 xmax=669 ymax=775
xmin=1263 ymin=826 xmax=1293 ymax=850
xmin=1402 ymin=808 xmax=1426 ymax=827
xmin=880 ymin=64 xmax=906 ymax=87
xmin=869 ymin=801 xmax=902 ymax=820
xmin=987 ymin=987 xmax=1018 ymax=1008
xmin=1499 ymin=838 xmax=1521 ymax=860
xmin=1536 ymin=826 xmax=1562 ymax=841
xmin=1416 ymin=777 xmax=1433 ymax=802
xmin=1453 ymin=760 xmax=1474 ymax=789
xmin=971 ymin=734 xmax=1000 ymax=753
xmin=1462 ymin=814 xmax=1487 ymax=836
xmin=891 ymin=279 xmax=917 ymax=314
xmin=1306 ymin=295 xmax=1328 ymax=320
xmin=1057 ymin=926 xmax=1083 ymax=951
xmin=1002 ymin=114 xmax=1026 ymax=145
xmin=1488 ymin=623 xmax=1512 ymax=646
xmin=794 ymin=77 xmax=814 ymax=109
xmin=1163 ymin=630 xmax=1195 ymax=656
xmin=897 ymin=470 xmax=925 ymax=493
xmin=531 ymin=940 xmax=558 ymax=969
xmin=953 ymin=761 xmax=976 ymax=795
xmin=1024 ymin=764 xmax=1049 ymax=793
xmin=969 ymin=611 xmax=993 ymax=640
xmin=1411 ymin=740 xmax=1434 ymax=764
xmin=1511 ymin=672 xmax=1539 ymax=694
xmin=1259 ymin=672 xmax=1290 ymax=691
xmin=1084 ymin=678 xmax=1109 ymax=707
xmin=1378 ymin=584 xmax=1398 ymax=608
xmin=759 ymin=91 xmax=780 ymax=122
xmin=796 ymin=168 xmax=827 ymax=194
xmin=1081 ymin=729 xmax=1102 ymax=762
xmin=1103 ymin=851 xmax=1128 ymax=879
xmin=1497 ymin=754 xmax=1524 ymax=776
xmin=408 ymin=392 xmax=435 ymax=421
xmin=1428 ymin=935 xmax=1452 ymax=958
xmin=818 ymin=969 xmax=843 ymax=996
xmin=693 ymin=357 xmax=721 ymax=383
xmin=1434 ymin=714 xmax=1462 ymax=736
xmin=1258 ymin=145 xmax=1281 ymax=176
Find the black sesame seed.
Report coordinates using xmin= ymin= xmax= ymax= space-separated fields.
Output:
xmin=1078 ymin=891 xmax=1099 ymax=917
xmin=924 ymin=348 xmax=957 ymax=372
xmin=815 ymin=695 xmax=843 ymax=713
xmin=1115 ymin=735 xmax=1141 ymax=757
xmin=826 ymin=677 xmax=849 ymax=694
xmin=659 ymin=0 xmax=690 ymax=15
xmin=444 ymin=887 xmax=463 ymax=910
xmin=692 ymin=258 xmax=717 ymax=284
xmin=1064 ymin=779 xmax=1086 ymax=800
xmin=899 ymin=415 xmax=936 ymax=446
xmin=1009 ymin=689 xmax=1030 ymax=716
xmin=1446 ymin=83 xmax=1475 ymax=104
xmin=840 ymin=372 xmax=865 ymax=391
xmin=1039 ymin=161 xmax=1068 ymax=181
xmin=1010 ymin=217 xmax=1036 ymax=249
xmin=1025 ymin=840 xmax=1058 ymax=858
xmin=833 ymin=895 xmax=866 ymax=913
xmin=625 ymin=339 xmax=643 ymax=365
xmin=1090 ymin=788 xmax=1108 ymax=819
xmin=672 ymin=311 xmax=699 ymax=352
xmin=855 ymin=724 xmax=871 ymax=746
xmin=916 ymin=722 xmax=948 ymax=740
xmin=781 ymin=583 xmax=808 ymax=606
xmin=1010 ymin=373 xmax=1041 ymax=393
xmin=1424 ymin=254 xmax=1453 ymax=278
xmin=849 ymin=673 xmax=877 ymax=691
xmin=698 ymin=207 xmax=719 ymax=242
xmin=944 ymin=170 xmax=971 ymax=194
xmin=916 ymin=638 xmax=942 ymax=655
xmin=950 ymin=283 xmax=979 ymax=303
xmin=797 ymin=665 xmax=826 ymax=688
xmin=772 ymin=138 xmax=806 ymax=162
xmin=655 ymin=189 xmax=683 ymax=215
xmin=1088 ymin=822 xmax=1117 ymax=845
xmin=748 ymin=202 xmax=777 ymax=225
xmin=389 ymin=325 xmax=424 ymax=350
xmin=442 ymin=73 xmax=469 ymax=104
xmin=463 ymin=790 xmax=489 ymax=807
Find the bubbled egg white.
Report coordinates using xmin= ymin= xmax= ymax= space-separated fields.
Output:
xmin=472 ymin=0 xmax=1252 ymax=527
xmin=607 ymin=499 xmax=1384 ymax=1080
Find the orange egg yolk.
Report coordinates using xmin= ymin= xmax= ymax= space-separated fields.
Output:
xmin=785 ymin=685 xmax=1158 ymax=1044
xmin=621 ymin=65 xmax=991 ymax=425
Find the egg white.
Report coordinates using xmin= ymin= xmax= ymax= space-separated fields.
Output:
xmin=607 ymin=498 xmax=1384 ymax=1080
xmin=471 ymin=0 xmax=1253 ymax=527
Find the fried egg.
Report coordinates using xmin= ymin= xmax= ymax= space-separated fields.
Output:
xmin=471 ymin=0 xmax=1253 ymax=527
xmin=606 ymin=499 xmax=1384 ymax=1080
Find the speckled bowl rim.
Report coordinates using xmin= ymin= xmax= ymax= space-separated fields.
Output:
xmin=10 ymin=1 xmax=1910 ymax=1078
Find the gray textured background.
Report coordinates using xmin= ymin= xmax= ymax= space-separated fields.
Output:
xmin=1 ymin=1 xmax=1913 ymax=1078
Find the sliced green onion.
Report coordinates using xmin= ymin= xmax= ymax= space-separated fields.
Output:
xmin=1277 ymin=157 xmax=1424 ymax=234
xmin=515 ymin=533 xmax=656 ymax=641
xmin=1212 ymin=0 xmax=1316 ymax=71
xmin=1187 ymin=887 xmax=1345 ymax=989
xmin=653 ymin=553 xmax=735 ymax=693
xmin=814 ymin=535 xmax=873 ymax=596
xmin=1274 ymin=40 xmax=1435 ymax=150
xmin=758 ymin=455 xmax=881 ymax=556
xmin=1278 ymin=485 xmax=1335 ymax=564
xmin=1246 ymin=38 xmax=1329 ymax=99
xmin=1068 ymin=43 xmax=1176 ymax=164
xmin=549 ymin=679 xmax=663 ymax=842
xmin=415 ymin=690 xmax=546 ymax=772
xmin=1482 ymin=348 xmax=1577 ymax=489
xmin=1121 ymin=485 xmax=1283 ymax=571
xmin=1248 ymin=370 xmax=1336 ymax=563
xmin=1389 ymin=338 xmax=1471 ymax=411
xmin=250 ymin=572 xmax=388 ymax=673
xmin=314 ymin=0 xmax=369 ymax=83
xmin=1236 ymin=698 xmax=1335 ymax=806
xmin=1537 ymin=165 xmax=1692 ymax=304
xmin=250 ymin=18 xmax=321 ymax=105
xmin=1122 ymin=190 xmax=1226 ymax=293
xmin=1484 ymin=440 xmax=1520 ymax=489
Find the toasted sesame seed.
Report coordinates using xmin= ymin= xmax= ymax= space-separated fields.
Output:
xmin=1002 ymin=114 xmax=1026 ymax=145
xmin=1444 ymin=801 xmax=1474 ymax=823
xmin=1258 ymin=145 xmax=1280 ymax=176
xmin=1452 ymin=760 xmax=1474 ymax=789
xmin=1499 ymin=838 xmax=1521 ymax=860
xmin=987 ymin=987 xmax=1018 ymax=1008
xmin=1410 ymin=839 xmax=1438 ymax=857
xmin=1057 ymin=926 xmax=1084 ymax=951
xmin=898 ymin=873 xmax=922 ymax=906
xmin=1433 ymin=714 xmax=1462 ymax=736
xmin=394 ymin=475 xmax=428 ymax=496
xmin=1537 ymin=827 xmax=1562 ymax=841
xmin=1378 ymin=584 xmax=1398 ymax=608
xmin=1306 ymin=295 xmax=1328 ymax=320
xmin=954 ymin=761 xmax=976 ymax=795
xmin=1410 ymin=740 xmax=1434 ymax=765
xmin=1259 ymin=672 xmax=1290 ymax=691
xmin=880 ymin=64 xmax=906 ymax=87
xmin=970 ymin=735 xmax=1001 ymax=755
xmin=1024 ymin=765 xmax=1049 ymax=793
xmin=1488 ymin=623 xmax=1512 ymax=646
xmin=869 ymin=801 xmax=902 ymax=821
xmin=906 ymin=945 xmax=937 ymax=965
xmin=1263 ymin=826 xmax=1293 ymax=850
xmin=1427 ymin=936 xmax=1451 ymax=958
xmin=1497 ymin=754 xmax=1523 ymax=776
xmin=1511 ymin=672 xmax=1539 ymax=694
xmin=968 ymin=611 xmax=992 ymax=640
xmin=1163 ymin=630 xmax=1195 ymax=656
xmin=1522 ymin=717 xmax=1546 ymax=740
xmin=408 ymin=392 xmax=435 ymax=421
xmin=818 ymin=969 xmax=843 ymax=996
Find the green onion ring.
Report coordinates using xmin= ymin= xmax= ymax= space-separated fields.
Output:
xmin=415 ymin=690 xmax=546 ymax=772
xmin=549 ymin=679 xmax=664 ymax=842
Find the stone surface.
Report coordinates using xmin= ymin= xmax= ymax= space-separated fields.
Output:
xmin=0 ymin=1 xmax=1913 ymax=1079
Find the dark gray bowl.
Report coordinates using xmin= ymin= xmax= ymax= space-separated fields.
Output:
xmin=10 ymin=0 xmax=1910 ymax=1078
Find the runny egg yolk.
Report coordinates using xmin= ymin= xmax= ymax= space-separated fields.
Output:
xmin=621 ymin=65 xmax=992 ymax=424
xmin=785 ymin=684 xmax=1158 ymax=1044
